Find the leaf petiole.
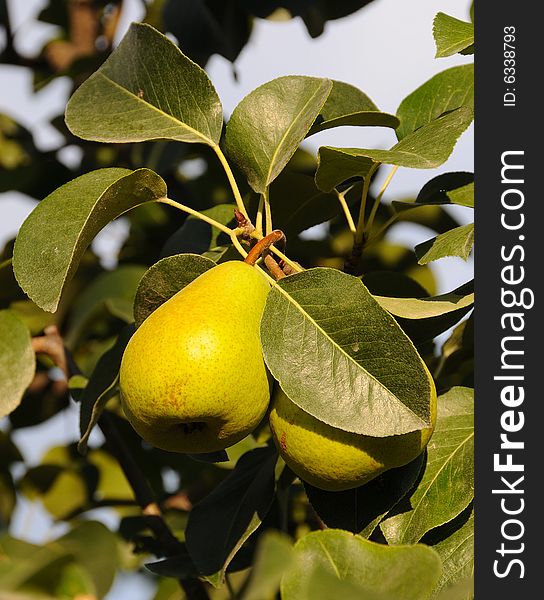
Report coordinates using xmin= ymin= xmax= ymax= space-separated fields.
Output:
xmin=212 ymin=144 xmax=250 ymax=221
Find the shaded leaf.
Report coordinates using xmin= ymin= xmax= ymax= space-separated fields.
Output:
xmin=281 ymin=529 xmax=442 ymax=600
xmin=261 ymin=268 xmax=434 ymax=436
xmin=396 ymin=65 xmax=474 ymax=139
xmin=163 ymin=0 xmax=251 ymax=65
xmin=308 ymin=80 xmax=399 ymax=136
xmin=304 ymin=452 xmax=425 ymax=537
xmin=146 ymin=546 xmax=199 ymax=578
xmin=412 ymin=172 xmax=474 ymax=209
xmin=66 ymin=23 xmax=223 ymax=146
xmin=185 ymin=446 xmax=278 ymax=585
xmin=0 ymin=259 xmax=25 ymax=306
xmin=134 ymin=254 xmax=215 ymax=327
xmin=224 ymin=76 xmax=332 ymax=193
xmin=78 ymin=324 xmax=135 ymax=453
xmin=416 ymin=224 xmax=474 ymax=264
xmin=161 ymin=204 xmax=236 ymax=257
xmin=380 ymin=387 xmax=474 ymax=544
xmin=13 ymin=168 xmax=166 ymax=312
xmin=433 ymin=13 xmax=474 ymax=58
xmin=269 ymin=171 xmax=348 ymax=235
xmin=0 ymin=310 xmax=35 ymax=419
xmin=315 ymin=147 xmax=374 ymax=192
xmin=322 ymin=107 xmax=473 ymax=171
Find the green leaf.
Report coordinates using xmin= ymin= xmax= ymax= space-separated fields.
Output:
xmin=396 ymin=65 xmax=474 ymax=139
xmin=133 ymin=254 xmax=215 ymax=327
xmin=300 ymin=566 xmax=398 ymax=600
xmin=224 ymin=76 xmax=333 ymax=193
xmin=315 ymin=147 xmax=374 ymax=192
xmin=427 ymin=506 xmax=474 ymax=597
xmin=185 ymin=446 xmax=278 ymax=585
xmin=433 ymin=13 xmax=475 ymax=58
xmin=380 ymin=387 xmax=474 ymax=544
xmin=54 ymin=521 xmax=119 ymax=598
xmin=322 ymin=107 xmax=473 ymax=171
xmin=66 ymin=265 xmax=146 ymax=345
xmin=366 ymin=277 xmax=474 ymax=345
xmin=307 ymin=80 xmax=399 ymax=136
xmin=0 ymin=310 xmax=35 ymax=419
xmin=260 ymin=268 xmax=434 ymax=437
xmin=0 ymin=535 xmax=71 ymax=592
xmin=269 ymin=171 xmax=350 ymax=235
xmin=304 ymin=453 xmax=425 ymax=537
xmin=416 ymin=224 xmax=474 ymax=264
xmin=65 ymin=23 xmax=223 ymax=146
xmin=281 ymin=529 xmax=442 ymax=600
xmin=13 ymin=168 xmax=166 ymax=312
xmin=374 ymin=284 xmax=474 ymax=320
xmin=78 ymin=325 xmax=135 ymax=454
xmin=20 ymin=466 xmax=88 ymax=520
xmin=243 ymin=532 xmax=294 ymax=600
xmin=412 ymin=172 xmax=474 ymax=208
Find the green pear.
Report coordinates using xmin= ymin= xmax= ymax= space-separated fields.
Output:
xmin=119 ymin=261 xmax=271 ymax=453
xmin=269 ymin=386 xmax=436 ymax=491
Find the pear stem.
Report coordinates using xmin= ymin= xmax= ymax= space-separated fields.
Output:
xmin=244 ymin=230 xmax=285 ymax=266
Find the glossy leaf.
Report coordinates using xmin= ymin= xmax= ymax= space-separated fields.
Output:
xmin=78 ymin=325 xmax=135 ymax=453
xmin=185 ymin=446 xmax=279 ymax=585
xmin=315 ymin=147 xmax=374 ymax=192
xmin=321 ymin=107 xmax=473 ymax=171
xmin=396 ymin=64 xmax=474 ymax=139
xmin=66 ymin=23 xmax=223 ymax=146
xmin=308 ymin=80 xmax=399 ymax=136
xmin=381 ymin=387 xmax=474 ymax=544
xmin=433 ymin=13 xmax=474 ymax=58
xmin=416 ymin=224 xmax=474 ymax=264
xmin=13 ymin=168 xmax=166 ymax=312
xmin=133 ymin=254 xmax=215 ymax=327
xmin=281 ymin=529 xmax=442 ymax=600
xmin=304 ymin=453 xmax=425 ymax=536
xmin=0 ymin=310 xmax=35 ymax=419
xmin=224 ymin=76 xmax=332 ymax=193
xmin=260 ymin=268 xmax=434 ymax=436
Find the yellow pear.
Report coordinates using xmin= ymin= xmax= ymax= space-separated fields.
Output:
xmin=119 ymin=261 xmax=271 ymax=453
xmin=269 ymin=386 xmax=436 ymax=491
